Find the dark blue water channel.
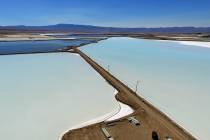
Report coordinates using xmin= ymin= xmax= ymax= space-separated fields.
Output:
xmin=0 ymin=39 xmax=91 ymax=55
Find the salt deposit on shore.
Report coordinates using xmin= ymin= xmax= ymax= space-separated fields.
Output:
xmin=105 ymin=90 xmax=134 ymax=122
xmin=0 ymin=34 xmax=74 ymax=41
xmin=156 ymin=39 xmax=210 ymax=48
xmin=60 ymin=89 xmax=134 ymax=139
xmin=178 ymin=41 xmax=210 ymax=48
xmin=105 ymin=102 xmax=134 ymax=122
xmin=64 ymin=90 xmax=134 ymax=130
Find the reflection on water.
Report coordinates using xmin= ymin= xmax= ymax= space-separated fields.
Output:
xmin=82 ymin=37 xmax=210 ymax=140
xmin=0 ymin=53 xmax=118 ymax=140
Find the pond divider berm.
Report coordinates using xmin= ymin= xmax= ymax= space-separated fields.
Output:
xmin=61 ymin=47 xmax=197 ymax=140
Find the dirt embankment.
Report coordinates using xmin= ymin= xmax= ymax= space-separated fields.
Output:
xmin=61 ymin=48 xmax=197 ymax=140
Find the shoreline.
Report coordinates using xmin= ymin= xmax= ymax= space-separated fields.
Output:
xmin=59 ymin=89 xmax=134 ymax=140
xmin=105 ymin=90 xmax=134 ymax=122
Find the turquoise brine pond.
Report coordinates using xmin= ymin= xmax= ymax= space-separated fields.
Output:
xmin=0 ymin=53 xmax=118 ymax=140
xmin=82 ymin=37 xmax=210 ymax=140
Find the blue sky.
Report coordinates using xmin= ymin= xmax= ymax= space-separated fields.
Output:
xmin=0 ymin=0 xmax=210 ymax=27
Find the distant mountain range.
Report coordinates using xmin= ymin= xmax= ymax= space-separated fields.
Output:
xmin=0 ymin=24 xmax=210 ymax=33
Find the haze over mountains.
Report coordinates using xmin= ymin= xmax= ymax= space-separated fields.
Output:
xmin=0 ymin=24 xmax=210 ymax=33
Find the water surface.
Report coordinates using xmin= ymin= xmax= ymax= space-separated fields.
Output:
xmin=0 ymin=53 xmax=118 ymax=140
xmin=82 ymin=37 xmax=210 ymax=140
xmin=0 ymin=39 xmax=90 ymax=54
